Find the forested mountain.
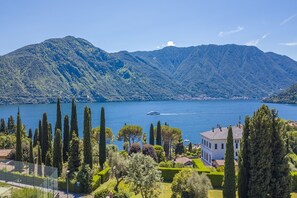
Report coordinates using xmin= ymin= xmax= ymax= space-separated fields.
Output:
xmin=1 ymin=36 xmax=297 ymax=104
xmin=263 ymin=83 xmax=297 ymax=104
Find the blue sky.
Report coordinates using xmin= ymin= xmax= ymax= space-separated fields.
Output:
xmin=1 ymin=0 xmax=297 ymax=60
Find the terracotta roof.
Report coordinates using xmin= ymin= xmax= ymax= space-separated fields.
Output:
xmin=174 ymin=157 xmax=192 ymax=165
xmin=0 ymin=149 xmax=12 ymax=157
xmin=200 ymin=126 xmax=242 ymax=140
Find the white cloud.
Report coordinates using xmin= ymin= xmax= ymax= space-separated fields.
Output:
xmin=245 ymin=33 xmax=270 ymax=46
xmin=280 ymin=14 xmax=296 ymax=25
xmin=167 ymin=41 xmax=175 ymax=46
xmin=280 ymin=42 xmax=297 ymax=46
xmin=218 ymin=26 xmax=244 ymax=37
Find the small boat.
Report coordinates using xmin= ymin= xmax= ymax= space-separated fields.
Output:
xmin=147 ymin=111 xmax=160 ymax=115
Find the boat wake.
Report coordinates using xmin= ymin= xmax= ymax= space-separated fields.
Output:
xmin=160 ymin=113 xmax=197 ymax=116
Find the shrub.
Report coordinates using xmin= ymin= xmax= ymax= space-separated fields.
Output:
xmin=291 ymin=172 xmax=297 ymax=191
xmin=94 ymin=189 xmax=110 ymax=198
xmin=159 ymin=161 xmax=174 ymax=168
xmin=153 ymin=145 xmax=166 ymax=162
xmin=192 ymin=159 xmax=206 ymax=169
xmin=98 ymin=167 xmax=110 ymax=184
xmin=92 ymin=174 xmax=101 ymax=191
xmin=77 ymin=164 xmax=93 ymax=193
xmin=159 ymin=167 xmax=210 ymax=182
xmin=58 ymin=178 xmax=80 ymax=193
xmin=129 ymin=142 xmax=141 ymax=154
xmin=11 ymin=188 xmax=51 ymax=198
xmin=174 ymin=162 xmax=185 ymax=168
xmin=206 ymin=172 xmax=224 ymax=188
xmin=142 ymin=144 xmax=157 ymax=161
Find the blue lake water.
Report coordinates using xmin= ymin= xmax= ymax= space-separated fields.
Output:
xmin=0 ymin=100 xmax=297 ymax=148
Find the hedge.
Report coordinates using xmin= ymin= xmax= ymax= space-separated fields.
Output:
xmin=57 ymin=178 xmax=80 ymax=193
xmin=92 ymin=174 xmax=101 ymax=191
xmin=98 ymin=167 xmax=110 ymax=184
xmin=291 ymin=172 xmax=297 ymax=191
xmin=206 ymin=172 xmax=224 ymax=188
xmin=192 ymin=159 xmax=210 ymax=171
xmin=159 ymin=167 xmax=210 ymax=182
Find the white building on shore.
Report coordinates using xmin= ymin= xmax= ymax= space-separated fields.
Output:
xmin=200 ymin=125 xmax=243 ymax=165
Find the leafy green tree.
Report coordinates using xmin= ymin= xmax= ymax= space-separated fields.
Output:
xmin=142 ymin=144 xmax=157 ymax=161
xmin=270 ymin=109 xmax=290 ymax=198
xmin=83 ymin=107 xmax=93 ymax=168
xmin=29 ymin=139 xmax=34 ymax=174
xmin=28 ymin=128 xmax=32 ymax=139
xmin=33 ymin=128 xmax=39 ymax=147
xmin=129 ymin=142 xmax=141 ymax=154
xmin=69 ymin=133 xmax=81 ymax=175
xmin=53 ymin=129 xmax=63 ymax=177
xmin=108 ymin=150 xmax=129 ymax=191
xmin=44 ymin=150 xmax=53 ymax=176
xmin=223 ymin=126 xmax=236 ymax=198
xmin=55 ymin=97 xmax=62 ymax=132
xmin=161 ymin=125 xmax=182 ymax=158
xmin=238 ymin=117 xmax=250 ymax=198
xmin=248 ymin=105 xmax=272 ymax=197
xmin=7 ymin=115 xmax=15 ymax=134
xmin=15 ymin=109 xmax=23 ymax=171
xmin=77 ymin=163 xmax=93 ymax=193
xmin=70 ymin=98 xmax=78 ymax=138
xmin=153 ymin=145 xmax=166 ymax=163
xmin=63 ymin=115 xmax=70 ymax=162
xmin=0 ymin=118 xmax=7 ymax=133
xmin=117 ymin=125 xmax=143 ymax=147
xmin=156 ymin=121 xmax=162 ymax=146
xmin=149 ymin=123 xmax=154 ymax=145
xmin=42 ymin=113 xmax=49 ymax=163
xmin=99 ymin=107 xmax=106 ymax=169
xmin=126 ymin=153 xmax=162 ymax=198
xmin=37 ymin=144 xmax=42 ymax=176
xmin=92 ymin=127 xmax=114 ymax=143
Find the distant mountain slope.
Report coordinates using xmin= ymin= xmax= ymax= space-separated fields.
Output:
xmin=263 ymin=84 xmax=297 ymax=104
xmin=132 ymin=45 xmax=297 ymax=99
xmin=1 ymin=36 xmax=297 ymax=104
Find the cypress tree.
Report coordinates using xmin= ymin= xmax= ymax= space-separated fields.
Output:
xmin=55 ymin=97 xmax=62 ymax=132
xmin=188 ymin=142 xmax=192 ymax=152
xmin=48 ymin=123 xmax=53 ymax=155
xmin=37 ymin=145 xmax=42 ymax=176
xmin=238 ymin=116 xmax=250 ymax=198
xmin=15 ymin=109 xmax=23 ymax=165
xmin=33 ymin=128 xmax=39 ymax=147
xmin=248 ymin=105 xmax=272 ymax=197
xmin=99 ymin=107 xmax=106 ymax=169
xmin=63 ymin=115 xmax=70 ymax=162
xmin=28 ymin=128 xmax=32 ymax=139
xmin=42 ymin=113 xmax=49 ymax=163
xmin=223 ymin=126 xmax=236 ymax=198
xmin=7 ymin=115 xmax=15 ymax=134
xmin=0 ymin=118 xmax=7 ymax=133
xmin=53 ymin=129 xmax=63 ymax=177
xmin=70 ymin=98 xmax=78 ymax=138
xmin=149 ymin=123 xmax=154 ymax=145
xmin=156 ymin=121 xmax=162 ymax=146
xmin=29 ymin=139 xmax=34 ymax=174
xmin=83 ymin=107 xmax=93 ymax=168
xmin=38 ymin=120 xmax=42 ymax=145
xmin=44 ymin=151 xmax=53 ymax=176
xmin=270 ymin=109 xmax=290 ymax=198
xmin=69 ymin=133 xmax=81 ymax=175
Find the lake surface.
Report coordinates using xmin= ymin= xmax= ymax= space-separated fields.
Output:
xmin=0 ymin=100 xmax=297 ymax=148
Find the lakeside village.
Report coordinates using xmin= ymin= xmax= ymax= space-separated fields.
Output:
xmin=0 ymin=98 xmax=297 ymax=197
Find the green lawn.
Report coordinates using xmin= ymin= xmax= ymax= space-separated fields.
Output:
xmin=93 ymin=179 xmax=297 ymax=198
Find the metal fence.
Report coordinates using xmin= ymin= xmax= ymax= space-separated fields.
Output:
xmin=0 ymin=159 xmax=58 ymax=197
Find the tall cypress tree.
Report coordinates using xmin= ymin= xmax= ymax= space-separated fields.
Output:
xmin=70 ymin=98 xmax=78 ymax=138
xmin=223 ymin=126 xmax=236 ymax=198
xmin=33 ymin=128 xmax=39 ymax=147
xmin=42 ymin=113 xmax=49 ymax=163
xmin=83 ymin=107 xmax=93 ymax=168
xmin=156 ymin=121 xmax=162 ymax=146
xmin=29 ymin=139 xmax=34 ymax=174
xmin=69 ymin=133 xmax=81 ymax=175
xmin=38 ymin=120 xmax=42 ymax=145
xmin=238 ymin=116 xmax=250 ymax=198
xmin=55 ymin=98 xmax=62 ymax=132
xmin=63 ymin=115 xmax=70 ymax=162
xmin=28 ymin=128 xmax=33 ymax=139
xmin=0 ymin=118 xmax=6 ymax=133
xmin=248 ymin=105 xmax=272 ymax=197
xmin=37 ymin=144 xmax=42 ymax=176
xmin=44 ymin=151 xmax=53 ymax=176
xmin=53 ymin=129 xmax=63 ymax=177
xmin=99 ymin=107 xmax=106 ymax=169
xmin=149 ymin=123 xmax=154 ymax=145
xmin=270 ymin=109 xmax=290 ymax=198
xmin=15 ymin=108 xmax=23 ymax=165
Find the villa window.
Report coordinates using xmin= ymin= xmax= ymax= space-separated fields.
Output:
xmin=235 ymin=152 xmax=238 ymax=156
xmin=215 ymin=144 xmax=217 ymax=149
xmin=236 ymin=143 xmax=238 ymax=149
xmin=209 ymin=143 xmax=211 ymax=149
xmin=221 ymin=143 xmax=224 ymax=149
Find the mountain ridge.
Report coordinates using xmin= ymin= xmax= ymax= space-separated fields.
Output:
xmin=1 ymin=36 xmax=297 ymax=104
